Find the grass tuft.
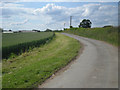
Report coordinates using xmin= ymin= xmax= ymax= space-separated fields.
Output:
xmin=2 ymin=33 xmax=81 ymax=88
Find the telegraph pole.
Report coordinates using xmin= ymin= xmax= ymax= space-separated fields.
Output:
xmin=64 ymin=23 xmax=65 ymax=30
xmin=70 ymin=16 xmax=72 ymax=28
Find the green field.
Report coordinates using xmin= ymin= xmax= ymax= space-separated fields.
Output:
xmin=2 ymin=32 xmax=55 ymax=58
xmin=2 ymin=33 xmax=81 ymax=88
xmin=64 ymin=27 xmax=118 ymax=46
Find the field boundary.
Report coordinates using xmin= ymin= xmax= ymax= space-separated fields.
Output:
xmin=2 ymin=32 xmax=55 ymax=59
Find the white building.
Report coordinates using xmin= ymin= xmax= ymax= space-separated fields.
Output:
xmin=3 ymin=30 xmax=13 ymax=33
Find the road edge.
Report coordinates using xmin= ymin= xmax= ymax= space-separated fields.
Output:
xmin=38 ymin=33 xmax=84 ymax=88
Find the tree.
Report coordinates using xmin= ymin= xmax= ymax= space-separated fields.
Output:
xmin=45 ymin=29 xmax=52 ymax=32
xmin=0 ymin=28 xmax=3 ymax=32
xmin=103 ymin=25 xmax=113 ymax=28
xmin=70 ymin=26 xmax=73 ymax=28
xmin=79 ymin=19 xmax=92 ymax=28
xmin=9 ymin=30 xmax=12 ymax=31
xmin=32 ymin=29 xmax=40 ymax=32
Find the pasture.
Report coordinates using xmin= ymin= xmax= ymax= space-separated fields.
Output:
xmin=2 ymin=32 xmax=55 ymax=58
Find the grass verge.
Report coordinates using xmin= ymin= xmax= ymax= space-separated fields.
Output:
xmin=64 ymin=27 xmax=118 ymax=46
xmin=0 ymin=63 xmax=1 ymax=90
xmin=2 ymin=33 xmax=81 ymax=88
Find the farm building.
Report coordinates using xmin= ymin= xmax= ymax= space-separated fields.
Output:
xmin=3 ymin=30 xmax=13 ymax=33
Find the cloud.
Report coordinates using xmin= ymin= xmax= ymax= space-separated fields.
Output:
xmin=2 ymin=7 xmax=24 ymax=18
xmin=0 ymin=1 xmax=33 ymax=18
xmin=0 ymin=0 xmax=19 ymax=3
xmin=2 ymin=3 xmax=118 ymax=30
xmin=81 ymin=4 xmax=101 ymax=17
xmin=33 ymin=4 xmax=65 ymax=15
xmin=33 ymin=4 xmax=68 ymax=22
xmin=10 ymin=19 xmax=29 ymax=25
xmin=118 ymin=2 xmax=120 ymax=26
xmin=1 ymin=0 xmax=119 ymax=2
xmin=1 ymin=6 xmax=34 ymax=18
xmin=2 ymin=3 xmax=24 ymax=7
xmin=33 ymin=3 xmax=118 ymax=27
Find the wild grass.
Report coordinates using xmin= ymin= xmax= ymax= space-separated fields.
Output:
xmin=64 ymin=27 xmax=118 ymax=46
xmin=2 ymin=32 xmax=55 ymax=59
xmin=0 ymin=63 xmax=1 ymax=90
xmin=2 ymin=33 xmax=81 ymax=88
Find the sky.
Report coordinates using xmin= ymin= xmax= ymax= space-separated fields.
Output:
xmin=0 ymin=0 xmax=119 ymax=31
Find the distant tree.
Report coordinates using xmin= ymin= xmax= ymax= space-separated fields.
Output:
xmin=37 ymin=30 xmax=40 ymax=32
xmin=70 ymin=26 xmax=73 ymax=28
xmin=79 ymin=19 xmax=92 ymax=28
xmin=103 ymin=25 xmax=113 ymax=28
xmin=118 ymin=26 xmax=120 ymax=33
xmin=32 ymin=29 xmax=40 ymax=32
xmin=53 ymin=30 xmax=62 ymax=32
xmin=19 ymin=31 xmax=22 ymax=33
xmin=9 ymin=30 xmax=12 ymax=31
xmin=0 ymin=28 xmax=3 ymax=32
xmin=45 ymin=29 xmax=52 ymax=32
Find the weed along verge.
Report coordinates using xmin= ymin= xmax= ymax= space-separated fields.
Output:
xmin=2 ymin=33 xmax=81 ymax=88
xmin=64 ymin=27 xmax=118 ymax=46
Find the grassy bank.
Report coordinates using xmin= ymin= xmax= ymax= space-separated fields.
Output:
xmin=2 ymin=33 xmax=81 ymax=88
xmin=0 ymin=63 xmax=1 ymax=90
xmin=2 ymin=32 xmax=55 ymax=59
xmin=64 ymin=27 xmax=118 ymax=46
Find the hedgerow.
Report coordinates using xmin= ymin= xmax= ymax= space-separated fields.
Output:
xmin=2 ymin=32 xmax=55 ymax=59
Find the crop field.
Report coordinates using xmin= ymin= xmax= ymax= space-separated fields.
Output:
xmin=2 ymin=32 xmax=55 ymax=58
xmin=2 ymin=33 xmax=80 ymax=88
xmin=64 ymin=27 xmax=118 ymax=46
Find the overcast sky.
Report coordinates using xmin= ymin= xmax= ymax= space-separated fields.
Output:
xmin=0 ymin=0 xmax=119 ymax=31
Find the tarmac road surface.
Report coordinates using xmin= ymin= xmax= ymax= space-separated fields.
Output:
xmin=39 ymin=33 xmax=118 ymax=88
